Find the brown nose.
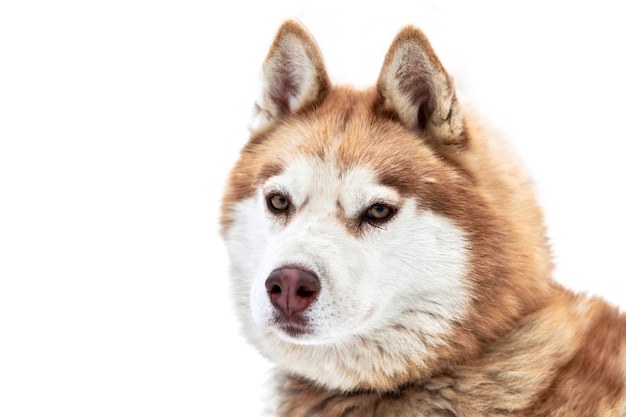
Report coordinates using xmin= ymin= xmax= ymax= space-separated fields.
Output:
xmin=265 ymin=267 xmax=320 ymax=317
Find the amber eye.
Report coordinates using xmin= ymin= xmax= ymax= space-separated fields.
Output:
xmin=267 ymin=194 xmax=290 ymax=212
xmin=365 ymin=203 xmax=395 ymax=222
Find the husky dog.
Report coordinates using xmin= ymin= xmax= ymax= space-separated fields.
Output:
xmin=220 ymin=20 xmax=626 ymax=416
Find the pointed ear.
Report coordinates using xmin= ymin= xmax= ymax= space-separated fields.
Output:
xmin=377 ymin=26 xmax=464 ymax=144
xmin=249 ymin=20 xmax=330 ymax=134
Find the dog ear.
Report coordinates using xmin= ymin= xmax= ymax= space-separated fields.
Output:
xmin=249 ymin=20 xmax=330 ymax=134
xmin=377 ymin=26 xmax=464 ymax=144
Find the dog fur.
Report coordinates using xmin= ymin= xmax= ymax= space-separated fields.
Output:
xmin=220 ymin=20 xmax=626 ymax=416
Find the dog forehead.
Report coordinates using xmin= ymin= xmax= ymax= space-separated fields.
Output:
xmin=261 ymin=94 xmax=438 ymax=191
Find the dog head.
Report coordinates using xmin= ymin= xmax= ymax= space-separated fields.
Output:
xmin=220 ymin=20 xmax=552 ymax=392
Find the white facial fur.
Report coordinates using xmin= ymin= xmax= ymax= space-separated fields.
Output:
xmin=225 ymin=155 xmax=471 ymax=348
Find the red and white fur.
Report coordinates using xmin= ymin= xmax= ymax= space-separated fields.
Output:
xmin=220 ymin=20 xmax=626 ymax=416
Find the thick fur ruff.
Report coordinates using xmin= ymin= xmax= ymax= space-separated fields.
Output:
xmin=220 ymin=20 xmax=626 ymax=416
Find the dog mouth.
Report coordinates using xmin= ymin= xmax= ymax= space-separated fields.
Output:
xmin=270 ymin=313 xmax=314 ymax=338
xmin=267 ymin=306 xmax=379 ymax=343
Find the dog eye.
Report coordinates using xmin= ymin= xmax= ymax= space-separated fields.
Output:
xmin=365 ymin=204 xmax=395 ymax=222
xmin=267 ymin=194 xmax=290 ymax=212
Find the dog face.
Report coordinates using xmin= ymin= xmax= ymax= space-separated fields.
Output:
xmin=226 ymin=118 xmax=471 ymax=344
xmin=221 ymin=20 xmax=551 ymax=391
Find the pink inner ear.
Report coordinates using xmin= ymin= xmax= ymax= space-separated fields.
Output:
xmin=251 ymin=20 xmax=330 ymax=134
xmin=267 ymin=48 xmax=305 ymax=115
xmin=395 ymin=55 xmax=436 ymax=132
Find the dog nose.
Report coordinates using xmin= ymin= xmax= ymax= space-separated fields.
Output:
xmin=265 ymin=267 xmax=320 ymax=316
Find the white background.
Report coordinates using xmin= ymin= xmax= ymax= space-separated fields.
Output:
xmin=1 ymin=1 xmax=625 ymax=416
